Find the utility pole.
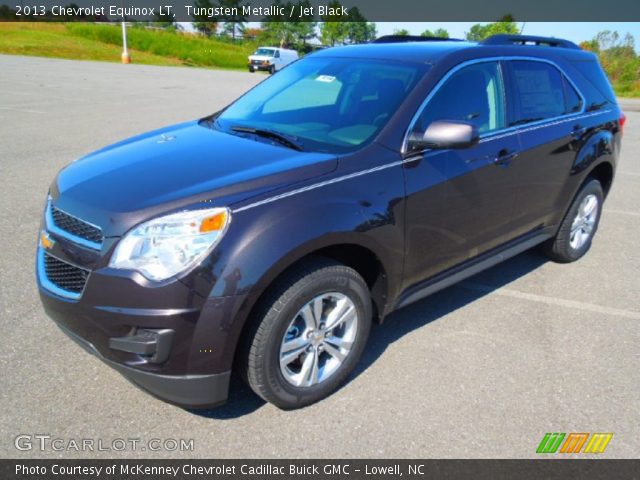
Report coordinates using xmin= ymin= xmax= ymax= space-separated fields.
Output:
xmin=121 ymin=0 xmax=131 ymax=63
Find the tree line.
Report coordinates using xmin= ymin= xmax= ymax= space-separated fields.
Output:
xmin=153 ymin=1 xmax=640 ymax=96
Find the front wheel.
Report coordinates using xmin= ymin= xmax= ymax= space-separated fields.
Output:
xmin=242 ymin=258 xmax=372 ymax=409
xmin=542 ymin=179 xmax=604 ymax=263
xmin=269 ymin=65 xmax=276 ymax=74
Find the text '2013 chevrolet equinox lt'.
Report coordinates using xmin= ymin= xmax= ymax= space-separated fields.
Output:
xmin=38 ymin=34 xmax=624 ymax=409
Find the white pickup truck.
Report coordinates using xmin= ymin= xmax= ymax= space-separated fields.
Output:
xmin=248 ymin=47 xmax=299 ymax=74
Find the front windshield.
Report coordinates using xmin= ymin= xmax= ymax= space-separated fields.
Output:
xmin=254 ymin=48 xmax=276 ymax=56
xmin=216 ymin=56 xmax=425 ymax=153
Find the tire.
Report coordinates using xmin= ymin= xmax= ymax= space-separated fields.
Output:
xmin=241 ymin=258 xmax=372 ymax=409
xmin=269 ymin=65 xmax=276 ymax=75
xmin=542 ymin=179 xmax=604 ymax=263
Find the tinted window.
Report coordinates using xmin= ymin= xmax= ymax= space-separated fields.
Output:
xmin=570 ymin=59 xmax=616 ymax=104
xmin=412 ymin=61 xmax=505 ymax=136
xmin=218 ymin=57 xmax=423 ymax=153
xmin=264 ymin=76 xmax=343 ymax=113
xmin=563 ymin=76 xmax=583 ymax=113
xmin=509 ymin=61 xmax=566 ymax=124
xmin=255 ymin=48 xmax=275 ymax=56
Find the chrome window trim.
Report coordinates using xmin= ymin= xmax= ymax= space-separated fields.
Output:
xmin=478 ymin=108 xmax=612 ymax=144
xmin=37 ymin=248 xmax=90 ymax=300
xmin=401 ymin=56 xmax=588 ymax=154
xmin=46 ymin=197 xmax=103 ymax=251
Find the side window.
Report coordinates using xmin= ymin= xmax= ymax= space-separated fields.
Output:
xmin=274 ymin=50 xmax=280 ymax=58
xmin=509 ymin=61 xmax=567 ymax=124
xmin=412 ymin=62 xmax=505 ymax=136
xmin=563 ymin=76 xmax=583 ymax=113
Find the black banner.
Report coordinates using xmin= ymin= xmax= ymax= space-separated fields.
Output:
xmin=2 ymin=0 xmax=640 ymax=22
xmin=2 ymin=459 xmax=640 ymax=480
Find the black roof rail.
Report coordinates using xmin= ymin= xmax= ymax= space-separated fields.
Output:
xmin=482 ymin=34 xmax=581 ymax=50
xmin=373 ymin=35 xmax=464 ymax=44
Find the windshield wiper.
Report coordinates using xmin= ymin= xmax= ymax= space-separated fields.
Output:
xmin=230 ymin=125 xmax=303 ymax=151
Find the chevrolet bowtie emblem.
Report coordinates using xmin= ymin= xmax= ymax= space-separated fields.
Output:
xmin=40 ymin=231 xmax=55 ymax=250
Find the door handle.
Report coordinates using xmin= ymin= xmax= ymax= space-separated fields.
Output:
xmin=571 ymin=124 xmax=587 ymax=140
xmin=493 ymin=149 xmax=518 ymax=167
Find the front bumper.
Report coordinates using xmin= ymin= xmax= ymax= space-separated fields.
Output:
xmin=55 ymin=321 xmax=230 ymax=408
xmin=248 ymin=62 xmax=271 ymax=71
xmin=38 ymin=247 xmax=248 ymax=409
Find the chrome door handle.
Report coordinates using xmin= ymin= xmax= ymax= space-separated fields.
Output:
xmin=493 ymin=150 xmax=518 ymax=167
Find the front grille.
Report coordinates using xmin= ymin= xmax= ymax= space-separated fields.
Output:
xmin=43 ymin=252 xmax=90 ymax=294
xmin=50 ymin=205 xmax=103 ymax=244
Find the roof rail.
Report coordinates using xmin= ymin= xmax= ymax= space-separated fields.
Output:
xmin=373 ymin=35 xmax=464 ymax=44
xmin=482 ymin=34 xmax=581 ymax=50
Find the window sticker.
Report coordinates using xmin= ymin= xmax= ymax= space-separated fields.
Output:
xmin=316 ymin=75 xmax=336 ymax=83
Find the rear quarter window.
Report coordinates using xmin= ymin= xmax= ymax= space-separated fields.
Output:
xmin=568 ymin=58 xmax=617 ymax=104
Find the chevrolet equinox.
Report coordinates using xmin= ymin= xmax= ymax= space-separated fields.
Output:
xmin=37 ymin=34 xmax=624 ymax=409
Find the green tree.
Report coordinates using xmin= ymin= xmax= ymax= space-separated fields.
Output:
xmin=219 ymin=0 xmax=247 ymax=41
xmin=319 ymin=1 xmax=375 ymax=46
xmin=393 ymin=28 xmax=410 ymax=36
xmin=344 ymin=7 xmax=376 ymax=44
xmin=192 ymin=0 xmax=218 ymax=37
xmin=465 ymin=18 xmax=519 ymax=41
xmin=319 ymin=0 xmax=349 ymax=46
xmin=584 ymin=30 xmax=639 ymax=96
xmin=261 ymin=0 xmax=316 ymax=48
xmin=421 ymin=28 xmax=449 ymax=39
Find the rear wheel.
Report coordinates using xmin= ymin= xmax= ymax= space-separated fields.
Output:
xmin=542 ymin=179 xmax=604 ymax=263
xmin=242 ymin=258 xmax=371 ymax=409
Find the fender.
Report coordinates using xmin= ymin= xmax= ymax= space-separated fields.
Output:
xmin=547 ymin=124 xmax=618 ymax=230
xmin=572 ymin=128 xmax=615 ymax=176
xmin=181 ymin=155 xmax=407 ymax=373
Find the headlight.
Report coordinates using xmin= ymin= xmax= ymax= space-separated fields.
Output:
xmin=110 ymin=208 xmax=230 ymax=281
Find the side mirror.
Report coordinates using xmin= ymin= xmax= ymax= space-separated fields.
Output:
xmin=408 ymin=120 xmax=479 ymax=151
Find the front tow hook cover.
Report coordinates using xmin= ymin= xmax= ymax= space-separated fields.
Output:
xmin=109 ymin=329 xmax=174 ymax=364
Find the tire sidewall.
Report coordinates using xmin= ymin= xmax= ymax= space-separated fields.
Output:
xmin=260 ymin=270 xmax=371 ymax=408
xmin=561 ymin=180 xmax=604 ymax=261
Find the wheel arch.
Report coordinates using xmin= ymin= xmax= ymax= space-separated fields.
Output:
xmin=228 ymin=240 xmax=391 ymax=376
xmin=586 ymin=160 xmax=614 ymax=197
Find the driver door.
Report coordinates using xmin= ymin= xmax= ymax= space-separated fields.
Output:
xmin=403 ymin=60 xmax=521 ymax=287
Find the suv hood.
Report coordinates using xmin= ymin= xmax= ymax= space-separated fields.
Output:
xmin=52 ymin=121 xmax=337 ymax=237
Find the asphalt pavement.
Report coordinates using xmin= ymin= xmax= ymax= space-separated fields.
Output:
xmin=0 ymin=55 xmax=638 ymax=459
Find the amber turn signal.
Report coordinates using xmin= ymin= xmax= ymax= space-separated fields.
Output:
xmin=199 ymin=211 xmax=227 ymax=233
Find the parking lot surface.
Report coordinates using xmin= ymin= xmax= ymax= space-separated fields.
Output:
xmin=1 ymin=55 xmax=638 ymax=458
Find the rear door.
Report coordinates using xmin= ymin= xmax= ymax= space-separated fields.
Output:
xmin=403 ymin=60 xmax=521 ymax=287
xmin=504 ymin=59 xmax=586 ymax=235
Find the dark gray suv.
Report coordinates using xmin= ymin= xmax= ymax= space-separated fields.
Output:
xmin=38 ymin=34 xmax=623 ymax=409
